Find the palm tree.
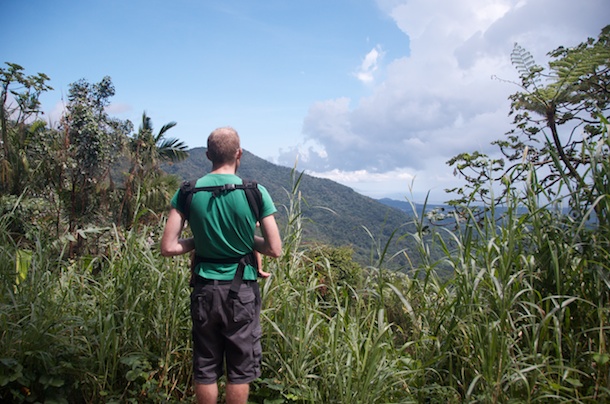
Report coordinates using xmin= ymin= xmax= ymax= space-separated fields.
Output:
xmin=132 ymin=112 xmax=189 ymax=176
xmin=118 ymin=112 xmax=189 ymax=227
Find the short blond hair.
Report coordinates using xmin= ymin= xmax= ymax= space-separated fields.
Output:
xmin=207 ymin=127 xmax=240 ymax=164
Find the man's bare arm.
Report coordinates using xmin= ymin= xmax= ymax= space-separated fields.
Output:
xmin=254 ymin=214 xmax=282 ymax=258
xmin=160 ymin=208 xmax=195 ymax=256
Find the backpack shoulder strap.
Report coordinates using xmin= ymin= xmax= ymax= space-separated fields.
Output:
xmin=178 ymin=180 xmax=195 ymax=220
xmin=178 ymin=180 xmax=223 ymax=219
xmin=241 ymin=181 xmax=263 ymax=221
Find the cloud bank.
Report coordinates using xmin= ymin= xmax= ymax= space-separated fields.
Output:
xmin=278 ymin=0 xmax=609 ymax=202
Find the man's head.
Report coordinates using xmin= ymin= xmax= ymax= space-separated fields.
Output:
xmin=207 ymin=127 xmax=242 ymax=166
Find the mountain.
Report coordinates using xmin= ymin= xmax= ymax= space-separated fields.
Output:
xmin=163 ymin=148 xmax=419 ymax=269
xmin=377 ymin=198 xmax=448 ymax=215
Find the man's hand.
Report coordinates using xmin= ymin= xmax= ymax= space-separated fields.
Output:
xmin=255 ymin=251 xmax=270 ymax=278
xmin=257 ymin=268 xmax=271 ymax=278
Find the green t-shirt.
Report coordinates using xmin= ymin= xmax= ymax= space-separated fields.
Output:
xmin=170 ymin=174 xmax=277 ymax=281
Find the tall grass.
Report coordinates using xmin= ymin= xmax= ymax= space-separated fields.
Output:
xmin=403 ymin=175 xmax=609 ymax=402
xmin=0 ymin=209 xmax=193 ymax=402
xmin=1 ymin=162 xmax=609 ymax=402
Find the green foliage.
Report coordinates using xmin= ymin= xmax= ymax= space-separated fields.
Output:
xmin=0 ymin=62 xmax=53 ymax=195
xmin=302 ymin=245 xmax=365 ymax=292
xmin=60 ymin=76 xmax=132 ymax=231
xmin=0 ymin=194 xmax=56 ymax=245
xmin=0 ymin=64 xmax=186 ymax=257
xmin=0 ymin=222 xmax=193 ymax=403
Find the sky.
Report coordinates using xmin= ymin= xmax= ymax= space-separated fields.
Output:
xmin=2 ymin=0 xmax=609 ymax=203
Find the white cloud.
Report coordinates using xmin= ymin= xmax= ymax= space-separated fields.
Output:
xmin=107 ymin=102 xmax=133 ymax=115
xmin=45 ymin=100 xmax=66 ymax=126
xmin=354 ymin=45 xmax=384 ymax=83
xmin=308 ymin=167 xmax=419 ymax=200
xmin=286 ymin=0 xmax=609 ymax=202
xmin=42 ymin=100 xmax=133 ymax=128
xmin=309 ymin=168 xmax=414 ymax=184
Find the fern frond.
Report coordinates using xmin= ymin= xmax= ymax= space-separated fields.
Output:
xmin=511 ymin=43 xmax=543 ymax=88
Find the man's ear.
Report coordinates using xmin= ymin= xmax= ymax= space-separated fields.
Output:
xmin=206 ymin=150 xmax=211 ymax=161
xmin=236 ymin=148 xmax=243 ymax=159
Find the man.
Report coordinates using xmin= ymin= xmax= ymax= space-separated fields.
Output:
xmin=161 ymin=127 xmax=282 ymax=404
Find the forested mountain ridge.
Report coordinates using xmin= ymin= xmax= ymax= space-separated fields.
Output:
xmin=163 ymin=147 xmax=419 ymax=268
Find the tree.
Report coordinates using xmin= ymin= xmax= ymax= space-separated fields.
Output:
xmin=0 ymin=62 xmax=53 ymax=195
xmin=447 ymin=25 xmax=610 ymax=226
xmin=131 ymin=111 xmax=188 ymax=177
xmin=118 ymin=111 xmax=188 ymax=227
xmin=59 ymin=76 xmax=132 ymax=232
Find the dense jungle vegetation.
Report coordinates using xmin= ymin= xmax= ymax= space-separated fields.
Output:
xmin=0 ymin=26 xmax=609 ymax=403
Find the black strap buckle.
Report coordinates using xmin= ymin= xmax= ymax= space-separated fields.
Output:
xmin=212 ymin=183 xmax=237 ymax=197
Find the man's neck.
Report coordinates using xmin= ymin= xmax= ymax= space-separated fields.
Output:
xmin=210 ymin=163 xmax=237 ymax=175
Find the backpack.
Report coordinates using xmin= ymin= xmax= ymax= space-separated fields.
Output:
xmin=177 ymin=179 xmax=264 ymax=295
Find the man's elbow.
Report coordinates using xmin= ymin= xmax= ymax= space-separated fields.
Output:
xmin=267 ymin=242 xmax=282 ymax=258
xmin=160 ymin=243 xmax=176 ymax=257
xmin=268 ymin=250 xmax=281 ymax=259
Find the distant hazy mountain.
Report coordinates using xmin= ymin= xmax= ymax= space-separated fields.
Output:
xmin=162 ymin=148 xmax=421 ymax=269
xmin=376 ymin=198 xmax=449 ymax=215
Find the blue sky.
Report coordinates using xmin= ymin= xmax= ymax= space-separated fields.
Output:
xmin=3 ymin=0 xmax=609 ymax=203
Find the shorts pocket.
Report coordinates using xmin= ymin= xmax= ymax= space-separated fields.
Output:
xmin=232 ymin=289 xmax=256 ymax=323
xmin=190 ymin=289 xmax=211 ymax=324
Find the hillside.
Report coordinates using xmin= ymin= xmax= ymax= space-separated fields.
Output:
xmin=163 ymin=148 xmax=420 ymax=269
